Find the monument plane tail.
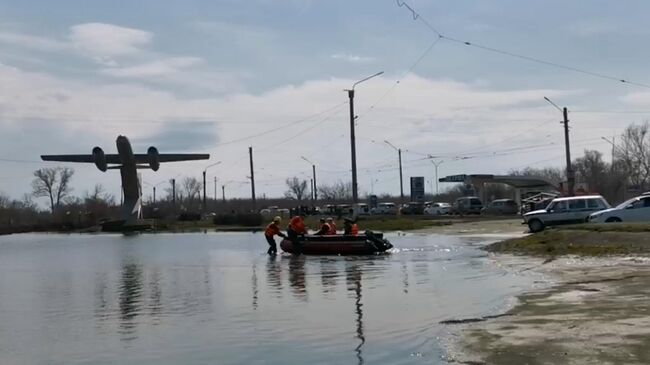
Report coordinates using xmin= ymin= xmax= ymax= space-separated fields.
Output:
xmin=41 ymin=135 xmax=209 ymax=230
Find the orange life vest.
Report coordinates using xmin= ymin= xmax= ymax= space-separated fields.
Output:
xmin=327 ymin=222 xmax=337 ymax=235
xmin=265 ymin=222 xmax=281 ymax=237
xmin=289 ymin=216 xmax=306 ymax=234
xmin=351 ymin=223 xmax=359 ymax=236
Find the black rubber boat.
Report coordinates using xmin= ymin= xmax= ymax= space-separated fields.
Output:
xmin=280 ymin=231 xmax=393 ymax=255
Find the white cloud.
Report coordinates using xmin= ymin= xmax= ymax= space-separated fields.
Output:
xmin=102 ymin=57 xmax=204 ymax=78
xmin=0 ymin=64 xmax=620 ymax=201
xmin=330 ymin=53 xmax=374 ymax=63
xmin=69 ymin=23 xmax=153 ymax=61
xmin=0 ymin=31 xmax=69 ymax=51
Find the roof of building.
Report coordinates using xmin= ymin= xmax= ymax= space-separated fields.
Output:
xmin=438 ymin=174 xmax=554 ymax=189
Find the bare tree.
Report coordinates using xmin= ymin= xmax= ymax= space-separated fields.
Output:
xmin=616 ymin=121 xmax=650 ymax=190
xmin=84 ymin=184 xmax=115 ymax=206
xmin=32 ymin=167 xmax=74 ymax=213
xmin=182 ymin=177 xmax=201 ymax=209
xmin=284 ymin=177 xmax=308 ymax=201
xmin=318 ymin=181 xmax=353 ymax=201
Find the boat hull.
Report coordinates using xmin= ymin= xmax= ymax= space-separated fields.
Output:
xmin=280 ymin=231 xmax=392 ymax=255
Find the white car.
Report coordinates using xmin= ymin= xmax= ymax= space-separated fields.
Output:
xmin=424 ymin=202 xmax=450 ymax=215
xmin=371 ymin=202 xmax=397 ymax=215
xmin=523 ymin=195 xmax=611 ymax=232
xmin=589 ymin=194 xmax=650 ymax=223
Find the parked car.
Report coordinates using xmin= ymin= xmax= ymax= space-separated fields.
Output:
xmin=353 ymin=203 xmax=371 ymax=216
xmin=482 ymin=199 xmax=519 ymax=215
xmin=371 ymin=202 xmax=397 ymax=215
xmin=588 ymin=194 xmax=650 ymax=223
xmin=451 ymin=197 xmax=483 ymax=215
xmin=523 ymin=195 xmax=611 ymax=232
xmin=400 ymin=202 xmax=425 ymax=215
xmin=424 ymin=202 xmax=451 ymax=215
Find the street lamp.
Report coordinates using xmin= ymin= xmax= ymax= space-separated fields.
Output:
xmin=142 ymin=179 xmax=166 ymax=204
xmin=203 ymin=161 xmax=221 ymax=213
xmin=384 ymin=140 xmax=404 ymax=202
xmin=345 ymin=71 xmax=384 ymax=203
xmin=430 ymin=160 xmax=443 ymax=196
xmin=300 ymin=156 xmax=317 ymax=202
xmin=544 ymin=96 xmax=574 ymax=196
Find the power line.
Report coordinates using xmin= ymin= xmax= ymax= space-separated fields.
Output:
xmin=395 ymin=0 xmax=650 ymax=89
xmin=204 ymin=102 xmax=346 ymax=149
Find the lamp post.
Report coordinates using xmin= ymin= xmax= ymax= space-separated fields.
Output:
xmin=345 ymin=71 xmax=384 ymax=203
xmin=142 ymin=179 xmax=166 ymax=204
xmin=430 ymin=160 xmax=443 ymax=196
xmin=384 ymin=140 xmax=404 ymax=202
xmin=544 ymin=97 xmax=574 ymax=196
xmin=301 ymin=156 xmax=317 ymax=202
xmin=203 ymin=161 xmax=222 ymax=213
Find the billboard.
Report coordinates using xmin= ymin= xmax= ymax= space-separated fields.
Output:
xmin=410 ymin=176 xmax=425 ymax=202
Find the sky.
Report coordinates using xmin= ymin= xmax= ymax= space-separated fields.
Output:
xmin=2 ymin=0 xmax=650 ymax=207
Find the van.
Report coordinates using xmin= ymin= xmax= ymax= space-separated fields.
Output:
xmin=451 ymin=197 xmax=483 ymax=215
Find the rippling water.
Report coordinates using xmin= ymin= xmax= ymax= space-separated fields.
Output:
xmin=0 ymin=232 xmax=535 ymax=364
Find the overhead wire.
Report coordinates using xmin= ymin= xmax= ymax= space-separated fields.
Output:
xmin=395 ymin=0 xmax=650 ymax=89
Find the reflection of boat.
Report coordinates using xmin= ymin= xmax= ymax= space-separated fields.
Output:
xmin=280 ymin=231 xmax=393 ymax=255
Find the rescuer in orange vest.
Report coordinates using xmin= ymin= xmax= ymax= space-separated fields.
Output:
xmin=287 ymin=214 xmax=307 ymax=254
xmin=343 ymin=217 xmax=359 ymax=236
xmin=326 ymin=217 xmax=337 ymax=235
xmin=316 ymin=218 xmax=331 ymax=235
xmin=264 ymin=216 xmax=286 ymax=255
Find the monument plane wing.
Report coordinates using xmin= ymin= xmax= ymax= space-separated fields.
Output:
xmin=41 ymin=135 xmax=209 ymax=230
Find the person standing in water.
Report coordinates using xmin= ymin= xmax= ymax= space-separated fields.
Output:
xmin=264 ymin=216 xmax=286 ymax=255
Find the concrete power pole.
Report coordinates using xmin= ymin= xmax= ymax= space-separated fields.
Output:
xmin=398 ymin=148 xmax=404 ymax=202
xmin=347 ymin=89 xmax=358 ymax=203
xmin=563 ymin=107 xmax=575 ymax=196
xmin=222 ymin=185 xmax=225 ymax=203
xmin=171 ymin=178 xmax=176 ymax=210
xmin=249 ymin=146 xmax=256 ymax=210
xmin=202 ymin=170 xmax=207 ymax=213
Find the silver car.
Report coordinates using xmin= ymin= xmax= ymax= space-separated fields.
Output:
xmin=589 ymin=193 xmax=650 ymax=223
xmin=523 ymin=195 xmax=611 ymax=232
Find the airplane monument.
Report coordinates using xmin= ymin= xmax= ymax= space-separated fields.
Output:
xmin=41 ymin=135 xmax=209 ymax=230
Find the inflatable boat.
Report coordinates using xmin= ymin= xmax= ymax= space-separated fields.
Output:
xmin=280 ymin=231 xmax=393 ymax=255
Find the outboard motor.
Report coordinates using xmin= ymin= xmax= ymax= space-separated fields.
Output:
xmin=92 ymin=147 xmax=107 ymax=172
xmin=147 ymin=146 xmax=160 ymax=171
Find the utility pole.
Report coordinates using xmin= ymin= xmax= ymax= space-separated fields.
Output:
xmin=301 ymin=156 xmax=318 ymax=202
xmin=310 ymin=178 xmax=314 ymax=203
xmin=214 ymin=176 xmax=217 ymax=209
xmin=347 ymin=89 xmax=358 ymax=203
xmin=249 ymin=146 xmax=256 ymax=210
xmin=563 ymin=107 xmax=575 ymax=196
xmin=202 ymin=170 xmax=206 ymax=213
xmin=222 ymin=185 xmax=225 ymax=203
xmin=171 ymin=178 xmax=176 ymax=210
xmin=202 ymin=161 xmax=221 ymax=214
xmin=545 ymin=97 xmax=574 ymax=196
xmin=431 ymin=160 xmax=443 ymax=196
xmin=385 ymin=140 xmax=404 ymax=202
xmin=153 ymin=186 xmax=157 ymax=204
xmin=345 ymin=71 xmax=384 ymax=203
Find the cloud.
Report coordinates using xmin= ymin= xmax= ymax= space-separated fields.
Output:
xmin=330 ymin=53 xmax=375 ymax=63
xmin=69 ymin=23 xmax=153 ymax=62
xmin=0 ymin=31 xmax=69 ymax=51
xmin=102 ymin=57 xmax=204 ymax=78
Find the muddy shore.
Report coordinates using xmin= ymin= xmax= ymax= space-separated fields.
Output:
xmin=438 ymin=221 xmax=650 ymax=364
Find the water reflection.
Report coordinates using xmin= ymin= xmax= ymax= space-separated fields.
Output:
xmin=119 ymin=259 xmax=143 ymax=337
xmin=266 ymin=255 xmax=283 ymax=296
xmin=251 ymin=263 xmax=258 ymax=310
xmin=346 ymin=263 xmax=365 ymax=365
xmin=288 ymin=256 xmax=307 ymax=301
xmin=319 ymin=258 xmax=338 ymax=294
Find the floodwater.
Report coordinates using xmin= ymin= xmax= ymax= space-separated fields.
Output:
xmin=0 ymin=232 xmax=537 ymax=364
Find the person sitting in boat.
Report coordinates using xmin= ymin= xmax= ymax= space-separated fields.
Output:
xmin=315 ymin=218 xmax=331 ymax=235
xmin=287 ymin=214 xmax=307 ymax=253
xmin=326 ymin=217 xmax=337 ymax=235
xmin=343 ymin=217 xmax=359 ymax=236
xmin=264 ymin=216 xmax=286 ymax=255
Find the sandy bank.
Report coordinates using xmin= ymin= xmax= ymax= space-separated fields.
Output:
xmin=449 ymin=256 xmax=650 ymax=364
